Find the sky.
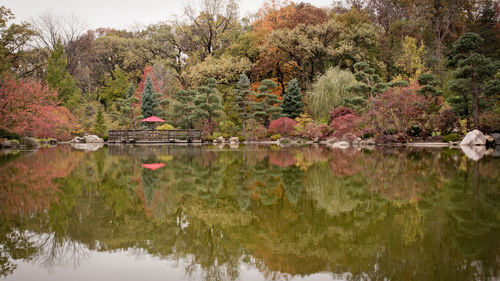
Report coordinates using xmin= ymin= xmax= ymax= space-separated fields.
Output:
xmin=3 ymin=0 xmax=333 ymax=30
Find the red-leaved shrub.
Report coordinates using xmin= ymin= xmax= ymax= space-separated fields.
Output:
xmin=330 ymin=113 xmax=362 ymax=138
xmin=329 ymin=106 xmax=355 ymax=124
xmin=0 ymin=77 xmax=78 ymax=140
xmin=268 ymin=117 xmax=297 ymax=137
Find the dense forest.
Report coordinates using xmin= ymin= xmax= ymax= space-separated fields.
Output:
xmin=0 ymin=0 xmax=499 ymax=142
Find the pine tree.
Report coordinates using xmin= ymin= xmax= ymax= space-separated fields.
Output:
xmin=448 ymin=33 xmax=499 ymax=129
xmin=172 ymin=90 xmax=197 ymax=129
xmin=141 ymin=75 xmax=160 ymax=119
xmin=193 ymin=78 xmax=223 ymax=126
xmin=113 ymin=83 xmax=139 ymax=129
xmin=282 ymin=79 xmax=303 ymax=119
xmin=252 ymin=79 xmax=282 ymax=128
xmin=345 ymin=62 xmax=408 ymax=111
xmin=46 ymin=41 xmax=81 ymax=110
xmin=93 ymin=109 xmax=107 ymax=136
xmin=234 ymin=74 xmax=253 ymax=131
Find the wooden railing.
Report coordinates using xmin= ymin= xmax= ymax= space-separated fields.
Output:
xmin=108 ymin=129 xmax=203 ymax=143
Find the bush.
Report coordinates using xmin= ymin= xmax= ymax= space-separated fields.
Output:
xmin=156 ymin=123 xmax=175 ymax=130
xmin=9 ymin=139 xmax=20 ymax=144
xmin=329 ymin=106 xmax=356 ymax=124
xmin=330 ymin=113 xmax=362 ymax=138
xmin=437 ymin=108 xmax=458 ymax=135
xmin=479 ymin=111 xmax=500 ymax=133
xmin=205 ymin=135 xmax=216 ymax=142
xmin=213 ymin=132 xmax=230 ymax=139
xmin=238 ymin=136 xmax=246 ymax=142
xmin=244 ymin=119 xmax=267 ymax=140
xmin=442 ymin=133 xmax=460 ymax=142
xmin=0 ymin=128 xmax=20 ymax=140
xmin=268 ymin=117 xmax=297 ymax=137
xmin=218 ymin=120 xmax=237 ymax=136
xmin=303 ymin=123 xmax=331 ymax=140
xmin=270 ymin=134 xmax=281 ymax=141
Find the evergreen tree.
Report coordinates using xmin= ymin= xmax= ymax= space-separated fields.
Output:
xmin=93 ymin=109 xmax=107 ymax=136
xmin=448 ymin=33 xmax=499 ymax=129
xmin=172 ymin=90 xmax=197 ymax=129
xmin=141 ymin=75 xmax=160 ymax=119
xmin=127 ymin=82 xmax=134 ymax=98
xmin=345 ymin=62 xmax=408 ymax=111
xmin=100 ymin=65 xmax=129 ymax=110
xmin=193 ymin=78 xmax=223 ymax=126
xmin=234 ymin=74 xmax=253 ymax=131
xmin=252 ymin=79 xmax=282 ymax=128
xmin=282 ymin=79 xmax=303 ymax=119
xmin=46 ymin=41 xmax=81 ymax=110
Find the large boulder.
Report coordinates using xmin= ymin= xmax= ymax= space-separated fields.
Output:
xmin=84 ymin=135 xmax=104 ymax=143
xmin=20 ymin=137 xmax=39 ymax=149
xmin=229 ymin=137 xmax=239 ymax=144
xmin=213 ymin=136 xmax=225 ymax=143
xmin=332 ymin=141 xmax=350 ymax=149
xmin=460 ymin=130 xmax=486 ymax=146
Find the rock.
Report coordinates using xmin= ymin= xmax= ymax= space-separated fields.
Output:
xmin=313 ymin=137 xmax=319 ymax=143
xmin=491 ymin=133 xmax=500 ymax=145
xmin=485 ymin=135 xmax=494 ymax=144
xmin=325 ymin=138 xmax=338 ymax=145
xmin=1 ymin=140 xmax=12 ymax=148
xmin=366 ymin=139 xmax=376 ymax=145
xmin=49 ymin=138 xmax=58 ymax=145
xmin=84 ymin=135 xmax=104 ymax=143
xmin=70 ymin=137 xmax=85 ymax=143
xmin=20 ymin=137 xmax=39 ymax=148
xmin=352 ymin=137 xmax=362 ymax=145
xmin=71 ymin=143 xmax=104 ymax=151
xmin=333 ymin=141 xmax=350 ymax=149
xmin=460 ymin=130 xmax=486 ymax=146
xmin=213 ymin=136 xmax=225 ymax=143
xmin=460 ymin=145 xmax=487 ymax=161
xmin=229 ymin=137 xmax=239 ymax=144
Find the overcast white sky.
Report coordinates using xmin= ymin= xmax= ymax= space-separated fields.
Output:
xmin=3 ymin=0 xmax=333 ymax=30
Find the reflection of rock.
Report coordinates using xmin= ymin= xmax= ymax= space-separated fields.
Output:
xmin=20 ymin=137 xmax=40 ymax=149
xmin=460 ymin=145 xmax=487 ymax=161
xmin=71 ymin=143 xmax=104 ymax=151
xmin=460 ymin=130 xmax=486 ymax=146
xmin=84 ymin=135 xmax=104 ymax=143
xmin=229 ymin=142 xmax=239 ymax=149
xmin=214 ymin=142 xmax=225 ymax=149
xmin=332 ymin=141 xmax=350 ymax=149
xmin=493 ymin=146 xmax=500 ymax=157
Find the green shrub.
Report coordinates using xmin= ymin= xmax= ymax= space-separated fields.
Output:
xmin=238 ymin=136 xmax=246 ymax=142
xmin=270 ymin=134 xmax=281 ymax=141
xmin=9 ymin=139 xmax=20 ymax=144
xmin=156 ymin=123 xmax=175 ymax=130
xmin=0 ymin=129 xmax=20 ymax=140
xmin=205 ymin=135 xmax=216 ymax=142
xmin=213 ymin=132 xmax=230 ymax=139
xmin=442 ymin=133 xmax=460 ymax=142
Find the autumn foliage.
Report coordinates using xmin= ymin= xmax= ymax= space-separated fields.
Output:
xmin=0 ymin=77 xmax=78 ymax=140
xmin=268 ymin=117 xmax=297 ymax=137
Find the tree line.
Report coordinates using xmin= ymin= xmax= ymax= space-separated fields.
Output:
xmin=0 ymin=0 xmax=499 ymax=141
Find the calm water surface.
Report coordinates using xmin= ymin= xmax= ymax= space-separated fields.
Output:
xmin=0 ymin=144 xmax=498 ymax=281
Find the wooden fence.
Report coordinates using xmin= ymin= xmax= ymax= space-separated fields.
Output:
xmin=108 ymin=130 xmax=203 ymax=143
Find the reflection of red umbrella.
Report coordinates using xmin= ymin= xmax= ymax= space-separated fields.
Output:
xmin=141 ymin=163 xmax=165 ymax=170
xmin=141 ymin=116 xmax=165 ymax=122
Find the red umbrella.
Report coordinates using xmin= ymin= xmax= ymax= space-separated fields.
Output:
xmin=141 ymin=116 xmax=165 ymax=122
xmin=141 ymin=163 xmax=165 ymax=170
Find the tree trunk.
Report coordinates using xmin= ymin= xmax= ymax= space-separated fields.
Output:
xmin=472 ymin=71 xmax=480 ymax=129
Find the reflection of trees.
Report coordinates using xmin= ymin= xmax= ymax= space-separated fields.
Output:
xmin=0 ymin=146 xmax=498 ymax=281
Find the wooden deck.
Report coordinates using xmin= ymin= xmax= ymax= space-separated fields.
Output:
xmin=108 ymin=129 xmax=203 ymax=143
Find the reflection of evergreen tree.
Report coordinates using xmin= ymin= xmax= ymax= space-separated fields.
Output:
xmin=281 ymin=166 xmax=303 ymax=205
xmin=141 ymin=168 xmax=160 ymax=207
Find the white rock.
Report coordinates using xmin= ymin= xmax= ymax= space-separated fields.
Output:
xmin=213 ymin=136 xmax=225 ymax=143
xmin=229 ymin=137 xmax=239 ymax=143
xmin=460 ymin=130 xmax=486 ymax=146
xmin=84 ymin=135 xmax=104 ymax=143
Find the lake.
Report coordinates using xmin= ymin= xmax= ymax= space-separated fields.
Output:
xmin=0 ymin=144 xmax=498 ymax=281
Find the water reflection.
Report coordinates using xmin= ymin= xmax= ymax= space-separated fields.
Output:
xmin=0 ymin=145 xmax=498 ymax=281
